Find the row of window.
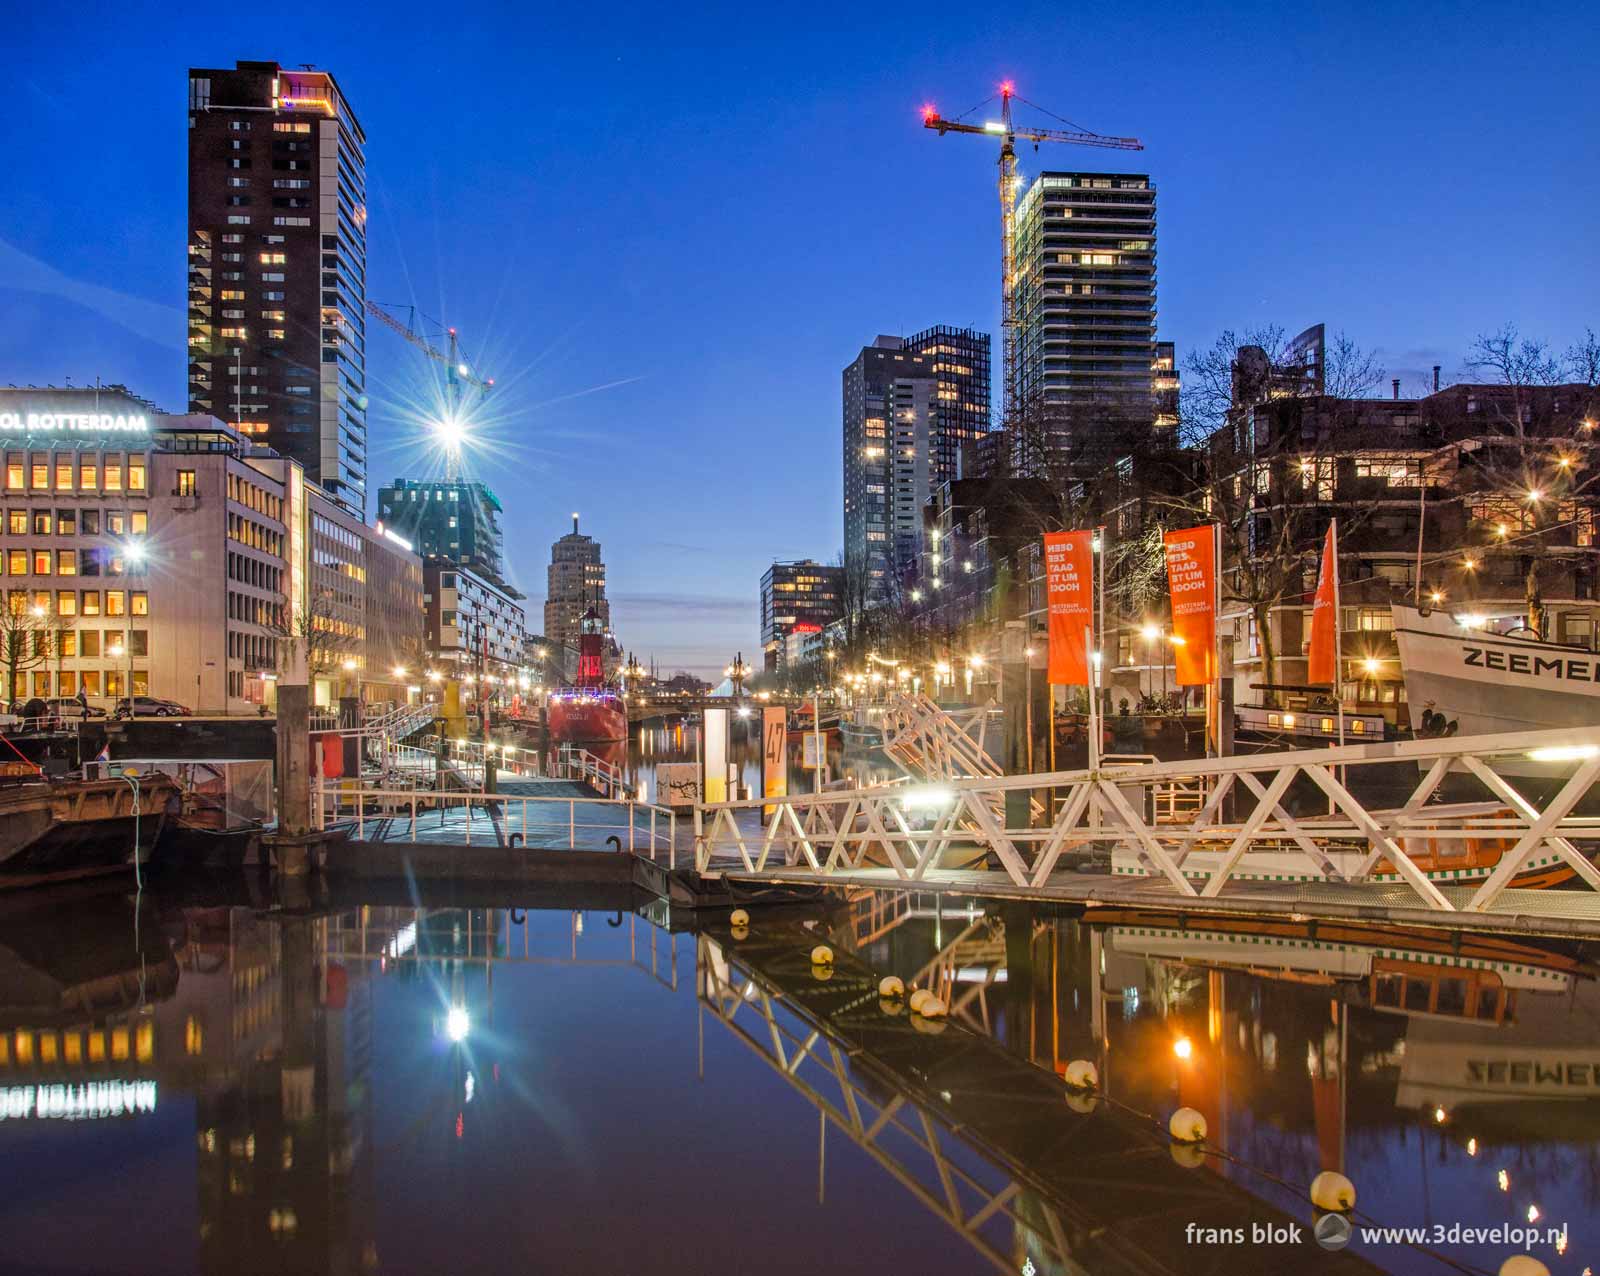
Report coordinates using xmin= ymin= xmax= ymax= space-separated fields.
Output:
xmin=4 ymin=459 xmax=145 ymax=493
xmin=5 ymin=509 xmax=146 ymax=536
xmin=6 ymin=588 xmax=146 ymax=618
xmin=3 ymin=549 xmax=142 ymax=578
xmin=13 ymin=669 xmax=149 ymax=699
xmin=228 ymin=513 xmax=283 ymax=556
xmin=227 ymin=551 xmax=283 ymax=594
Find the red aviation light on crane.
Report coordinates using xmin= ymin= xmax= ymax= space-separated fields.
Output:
xmin=921 ymin=103 xmax=938 ymax=122
xmin=999 ymin=80 xmax=1015 ymax=96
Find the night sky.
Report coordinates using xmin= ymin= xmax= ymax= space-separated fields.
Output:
xmin=5 ymin=0 xmax=1597 ymax=677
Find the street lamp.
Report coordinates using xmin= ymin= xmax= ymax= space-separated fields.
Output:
xmin=724 ymin=653 xmax=752 ymax=698
xmin=109 ymin=641 xmax=133 ymax=717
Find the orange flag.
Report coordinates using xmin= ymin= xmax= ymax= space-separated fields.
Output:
xmin=1163 ymin=526 xmax=1217 ymax=686
xmin=1044 ymin=531 xmax=1093 ymax=685
xmin=1308 ymin=522 xmax=1339 ymax=686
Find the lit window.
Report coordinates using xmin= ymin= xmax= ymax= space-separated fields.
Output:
xmin=127 ymin=461 xmax=145 ymax=492
xmin=80 ymin=462 xmax=97 ymax=490
xmin=31 ymin=463 xmax=48 ymax=489
xmin=259 ymin=252 xmax=287 ymax=264
xmin=54 ymin=462 xmax=73 ymax=489
xmin=104 ymin=462 xmax=122 ymax=493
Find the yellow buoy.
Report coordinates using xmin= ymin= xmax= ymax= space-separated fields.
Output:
xmin=908 ymin=988 xmax=932 ymax=1015
xmin=910 ymin=1014 xmax=948 ymax=1036
xmin=811 ymin=964 xmax=834 ymax=983
xmin=878 ymin=997 xmax=905 ymax=1016
xmin=1063 ymin=1060 xmax=1098 ymax=1091
xmin=730 ymin=924 xmax=749 ymax=942
xmin=1309 ymin=1170 xmax=1357 ymax=1213
xmin=878 ymin=975 xmax=905 ymax=999
xmin=918 ymin=996 xmax=947 ymax=1019
xmin=729 ymin=908 xmax=750 ymax=928
xmin=810 ymin=944 xmax=834 ymax=967
xmin=1170 ymin=1142 xmax=1207 ymax=1170
xmin=1169 ymin=1107 xmax=1207 ymax=1144
xmin=1498 ymin=1259 xmax=1549 ymax=1276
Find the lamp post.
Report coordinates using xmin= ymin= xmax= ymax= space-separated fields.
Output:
xmin=725 ymin=653 xmax=752 ymax=700
xmin=109 ymin=640 xmax=133 ymax=718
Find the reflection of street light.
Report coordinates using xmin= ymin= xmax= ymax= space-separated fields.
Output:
xmin=1173 ymin=1036 xmax=1193 ymax=1061
xmin=445 ymin=1006 xmax=470 ymax=1042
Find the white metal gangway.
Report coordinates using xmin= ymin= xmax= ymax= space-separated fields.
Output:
xmin=694 ymin=725 xmax=1600 ymax=916
xmin=878 ymin=693 xmax=1044 ymax=825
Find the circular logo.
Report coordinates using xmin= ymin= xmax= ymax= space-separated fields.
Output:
xmin=1314 ymin=1213 xmax=1353 ymax=1251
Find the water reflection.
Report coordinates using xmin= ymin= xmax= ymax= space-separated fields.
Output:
xmin=0 ymin=883 xmax=1592 ymax=1275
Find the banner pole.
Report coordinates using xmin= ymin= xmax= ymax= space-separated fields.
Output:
xmin=1332 ymin=516 xmax=1345 ymax=748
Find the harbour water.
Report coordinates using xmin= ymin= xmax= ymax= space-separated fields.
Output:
xmin=0 ymin=880 xmax=1594 ymax=1275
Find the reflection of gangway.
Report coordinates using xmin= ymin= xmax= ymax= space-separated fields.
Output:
xmin=698 ymin=924 xmax=1375 ymax=1276
xmin=324 ymin=906 xmax=679 ymax=992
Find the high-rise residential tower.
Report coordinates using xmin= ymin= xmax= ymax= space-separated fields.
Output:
xmin=543 ymin=515 xmax=610 ymax=647
xmin=1013 ymin=171 xmax=1156 ymax=428
xmin=903 ymin=325 xmax=992 ymax=483
xmin=376 ymin=478 xmax=508 ymax=584
xmin=843 ymin=329 xmax=991 ymax=595
xmin=187 ymin=60 xmax=369 ymax=514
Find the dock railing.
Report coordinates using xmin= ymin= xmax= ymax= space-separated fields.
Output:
xmin=693 ymin=725 xmax=1600 ymax=914
xmin=317 ymin=779 xmax=677 ymax=864
xmin=556 ymin=745 xmax=627 ymax=798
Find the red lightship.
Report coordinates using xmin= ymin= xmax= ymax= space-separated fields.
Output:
xmin=546 ymin=606 xmax=626 ymax=743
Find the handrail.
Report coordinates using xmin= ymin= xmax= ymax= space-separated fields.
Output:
xmin=692 ymin=724 xmax=1600 ymax=915
xmin=317 ymin=779 xmax=677 ymax=865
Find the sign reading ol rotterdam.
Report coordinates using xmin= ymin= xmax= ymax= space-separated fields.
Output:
xmin=0 ymin=411 xmax=149 ymax=434
xmin=1163 ymin=525 xmax=1217 ymax=685
xmin=1044 ymin=530 xmax=1094 ymax=685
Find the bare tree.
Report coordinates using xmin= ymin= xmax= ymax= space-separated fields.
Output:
xmin=0 ymin=598 xmax=57 ymax=709
xmin=1454 ymin=325 xmax=1597 ymax=635
xmin=1323 ymin=330 xmax=1386 ymax=400
xmin=270 ymin=588 xmax=359 ymax=683
xmin=1465 ymin=324 xmax=1561 ymax=389
xmin=1564 ymin=328 xmax=1600 ymax=387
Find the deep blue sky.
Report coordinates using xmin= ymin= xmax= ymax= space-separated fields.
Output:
xmin=5 ymin=1 xmax=1597 ymax=677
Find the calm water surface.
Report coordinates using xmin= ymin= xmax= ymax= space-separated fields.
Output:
xmin=0 ymin=882 xmax=1595 ymax=1276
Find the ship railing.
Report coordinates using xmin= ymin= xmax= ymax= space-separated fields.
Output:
xmin=692 ymin=724 xmax=1600 ymax=915
xmin=315 ymin=779 xmax=677 ymax=866
xmin=557 ymin=745 xmax=626 ymax=799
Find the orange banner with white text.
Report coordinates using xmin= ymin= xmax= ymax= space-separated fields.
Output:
xmin=1045 ymin=530 xmax=1094 ymax=685
xmin=1163 ymin=525 xmax=1217 ymax=686
xmin=1308 ymin=523 xmax=1339 ymax=686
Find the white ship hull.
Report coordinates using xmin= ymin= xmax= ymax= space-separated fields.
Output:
xmin=1391 ymin=602 xmax=1600 ymax=739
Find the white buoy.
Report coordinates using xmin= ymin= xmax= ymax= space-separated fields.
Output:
xmin=918 ymin=996 xmax=947 ymax=1019
xmin=908 ymin=988 xmax=932 ymax=1015
xmin=810 ymin=944 xmax=834 ymax=967
xmin=1065 ymin=1091 xmax=1099 ymax=1115
xmin=1063 ymin=1060 xmax=1098 ymax=1091
xmin=879 ymin=996 xmax=905 ymax=1016
xmin=729 ymin=908 xmax=750 ymax=928
xmin=878 ymin=975 xmax=905 ymax=999
xmin=1169 ymin=1107 xmax=1207 ymax=1144
xmin=1498 ymin=1259 xmax=1550 ymax=1276
xmin=911 ymin=1014 xmax=948 ymax=1036
xmin=1309 ymin=1170 xmax=1357 ymax=1213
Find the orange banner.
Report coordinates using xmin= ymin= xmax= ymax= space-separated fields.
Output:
xmin=1308 ymin=523 xmax=1338 ymax=686
xmin=1163 ymin=525 xmax=1217 ymax=686
xmin=1044 ymin=530 xmax=1094 ymax=685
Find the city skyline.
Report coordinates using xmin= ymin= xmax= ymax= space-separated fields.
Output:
xmin=5 ymin=1 xmax=1598 ymax=675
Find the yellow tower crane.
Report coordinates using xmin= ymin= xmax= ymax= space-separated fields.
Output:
xmin=922 ymin=82 xmax=1142 ymax=419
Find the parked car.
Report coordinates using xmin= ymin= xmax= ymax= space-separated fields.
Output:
xmin=44 ymin=698 xmax=108 ymax=722
xmin=114 ymin=696 xmax=193 ymax=718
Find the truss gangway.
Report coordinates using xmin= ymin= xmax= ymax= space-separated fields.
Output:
xmin=878 ymin=693 xmax=1044 ymax=825
xmin=694 ymin=725 xmax=1600 ymax=929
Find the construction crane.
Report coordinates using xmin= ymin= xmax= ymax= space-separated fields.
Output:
xmin=922 ymin=82 xmax=1142 ymax=419
xmin=364 ymin=299 xmax=494 ymax=480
